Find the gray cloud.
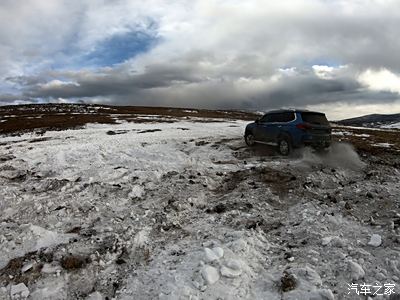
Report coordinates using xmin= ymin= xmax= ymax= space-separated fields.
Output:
xmin=0 ymin=94 xmax=30 ymax=103
xmin=5 ymin=59 xmax=399 ymax=111
xmin=0 ymin=0 xmax=400 ymax=118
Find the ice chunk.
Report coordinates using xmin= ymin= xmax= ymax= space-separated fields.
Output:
xmin=133 ymin=227 xmax=151 ymax=248
xmin=29 ymin=277 xmax=67 ymax=300
xmin=10 ymin=283 xmax=29 ymax=299
xmin=348 ymin=261 xmax=365 ymax=280
xmin=201 ymin=265 xmax=220 ymax=285
xmin=86 ymin=291 xmax=104 ymax=300
xmin=41 ymin=263 xmax=61 ymax=274
xmin=220 ymin=259 xmax=242 ymax=278
xmin=368 ymin=234 xmax=382 ymax=247
xmin=129 ymin=185 xmax=145 ymax=199
xmin=283 ymin=289 xmax=334 ymax=300
xmin=29 ymin=225 xmax=72 ymax=251
xmin=204 ymin=247 xmax=224 ymax=262
xmin=321 ymin=237 xmax=332 ymax=246
xmin=322 ymin=236 xmax=344 ymax=247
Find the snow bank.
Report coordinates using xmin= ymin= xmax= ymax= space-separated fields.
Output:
xmin=1 ymin=119 xmax=399 ymax=299
xmin=0 ymin=224 xmax=75 ymax=269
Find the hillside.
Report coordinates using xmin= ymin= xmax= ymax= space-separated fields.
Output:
xmin=336 ymin=113 xmax=400 ymax=128
xmin=0 ymin=104 xmax=258 ymax=135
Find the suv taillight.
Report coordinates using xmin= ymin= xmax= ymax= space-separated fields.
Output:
xmin=296 ymin=123 xmax=311 ymax=130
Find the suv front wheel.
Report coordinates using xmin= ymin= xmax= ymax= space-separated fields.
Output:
xmin=277 ymin=136 xmax=292 ymax=156
xmin=245 ymin=133 xmax=256 ymax=146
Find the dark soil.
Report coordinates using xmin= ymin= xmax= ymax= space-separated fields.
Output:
xmin=332 ymin=125 xmax=400 ymax=155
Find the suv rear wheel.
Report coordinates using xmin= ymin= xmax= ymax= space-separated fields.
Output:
xmin=245 ymin=133 xmax=256 ymax=146
xmin=277 ymin=136 xmax=292 ymax=156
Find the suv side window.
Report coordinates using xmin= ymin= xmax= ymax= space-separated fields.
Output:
xmin=260 ymin=114 xmax=273 ymax=123
xmin=266 ymin=114 xmax=278 ymax=122
xmin=260 ymin=112 xmax=295 ymax=123
xmin=267 ymin=112 xmax=295 ymax=123
xmin=278 ymin=112 xmax=295 ymax=122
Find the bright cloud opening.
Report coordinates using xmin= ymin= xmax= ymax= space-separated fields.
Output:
xmin=312 ymin=65 xmax=347 ymax=80
xmin=358 ymin=68 xmax=400 ymax=94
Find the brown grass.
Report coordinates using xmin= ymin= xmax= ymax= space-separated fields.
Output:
xmin=0 ymin=103 xmax=258 ymax=135
xmin=332 ymin=125 xmax=400 ymax=156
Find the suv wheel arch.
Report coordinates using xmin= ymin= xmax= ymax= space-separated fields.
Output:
xmin=245 ymin=131 xmax=256 ymax=146
xmin=277 ymin=134 xmax=292 ymax=156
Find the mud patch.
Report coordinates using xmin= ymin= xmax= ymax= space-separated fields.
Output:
xmin=217 ymin=167 xmax=298 ymax=198
xmin=0 ymin=169 xmax=27 ymax=181
xmin=195 ymin=140 xmax=210 ymax=146
xmin=232 ymin=144 xmax=276 ymax=159
xmin=106 ymin=130 xmax=129 ymax=135
xmin=205 ymin=202 xmax=253 ymax=214
xmin=0 ymin=154 xmax=15 ymax=162
xmin=60 ymin=255 xmax=88 ymax=270
xmin=137 ymin=129 xmax=162 ymax=134
xmin=280 ymin=271 xmax=297 ymax=292
xmin=28 ymin=137 xmax=53 ymax=143
xmin=0 ymin=252 xmax=44 ymax=286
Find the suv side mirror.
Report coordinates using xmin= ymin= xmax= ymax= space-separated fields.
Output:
xmin=255 ymin=118 xmax=260 ymax=124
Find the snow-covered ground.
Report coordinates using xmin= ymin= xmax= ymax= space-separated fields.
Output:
xmin=1 ymin=120 xmax=399 ymax=300
xmin=381 ymin=122 xmax=400 ymax=129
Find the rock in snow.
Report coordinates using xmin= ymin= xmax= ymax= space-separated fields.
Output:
xmin=10 ymin=283 xmax=30 ymax=299
xmin=348 ymin=261 xmax=365 ymax=281
xmin=21 ymin=262 xmax=33 ymax=273
xmin=368 ymin=234 xmax=382 ymax=247
xmin=201 ymin=265 xmax=220 ymax=285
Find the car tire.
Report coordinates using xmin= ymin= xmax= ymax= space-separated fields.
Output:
xmin=245 ymin=133 xmax=256 ymax=146
xmin=277 ymin=135 xmax=292 ymax=156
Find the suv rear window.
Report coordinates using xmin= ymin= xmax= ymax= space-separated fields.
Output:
xmin=301 ymin=112 xmax=329 ymax=125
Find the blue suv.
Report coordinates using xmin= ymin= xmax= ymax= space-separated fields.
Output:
xmin=244 ymin=109 xmax=331 ymax=155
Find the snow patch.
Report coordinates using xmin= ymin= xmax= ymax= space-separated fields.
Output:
xmin=0 ymin=225 xmax=74 ymax=269
xmin=368 ymin=234 xmax=382 ymax=247
xmin=381 ymin=122 xmax=400 ymax=129
xmin=10 ymin=283 xmax=29 ymax=300
xmin=372 ymin=142 xmax=393 ymax=148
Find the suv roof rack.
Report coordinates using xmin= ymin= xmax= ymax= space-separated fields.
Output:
xmin=265 ymin=108 xmax=322 ymax=114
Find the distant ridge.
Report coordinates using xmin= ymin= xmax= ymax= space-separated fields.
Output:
xmin=336 ymin=113 xmax=400 ymax=128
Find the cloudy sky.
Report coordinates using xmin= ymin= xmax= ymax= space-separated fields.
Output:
xmin=1 ymin=0 xmax=400 ymax=119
